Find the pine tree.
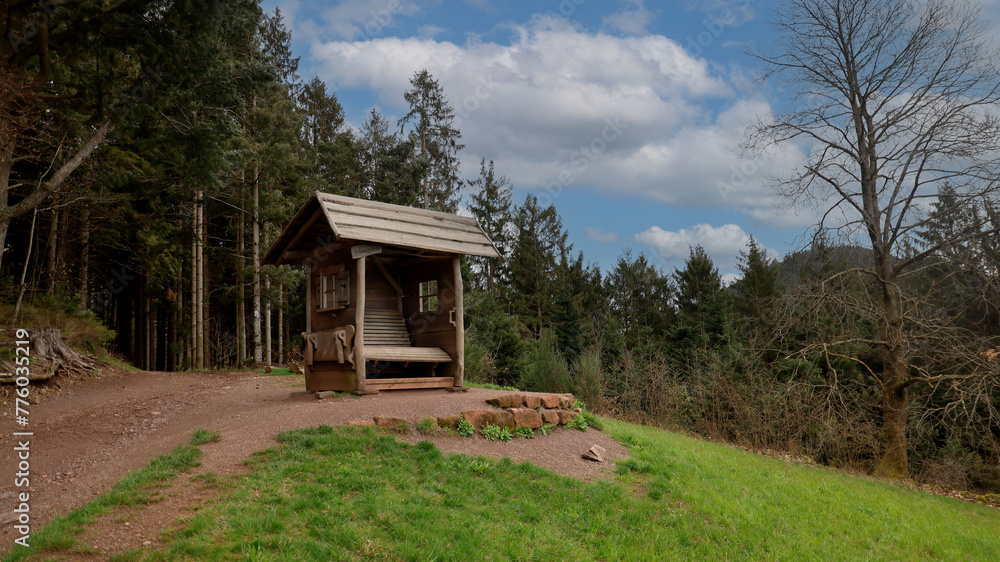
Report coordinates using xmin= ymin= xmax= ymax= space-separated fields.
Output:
xmin=466 ymin=158 xmax=512 ymax=295
xmin=605 ymin=250 xmax=674 ymax=347
xmin=507 ymin=194 xmax=569 ymax=336
xmin=672 ymin=246 xmax=727 ymax=349
xmin=551 ymin=283 xmax=584 ymax=361
xmin=298 ymin=77 xmax=364 ymax=197
xmin=360 ymin=109 xmax=424 ymax=206
xmin=398 ymin=69 xmax=464 ymax=211
xmin=733 ymin=236 xmax=779 ymax=322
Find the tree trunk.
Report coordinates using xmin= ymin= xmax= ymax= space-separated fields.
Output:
xmin=53 ymin=202 xmax=69 ymax=291
xmin=179 ymin=260 xmax=186 ymax=370
xmin=265 ymin=274 xmax=272 ymax=366
xmin=169 ymin=289 xmax=178 ymax=372
xmin=201 ymin=196 xmax=209 ymax=368
xmin=190 ymin=199 xmax=197 ymax=370
xmin=237 ymin=206 xmax=246 ymax=365
xmin=148 ymin=295 xmax=156 ymax=371
xmin=252 ymin=172 xmax=262 ymax=363
xmin=78 ymin=207 xmax=90 ymax=311
xmin=875 ymin=258 xmax=910 ymax=478
xmin=0 ymin=135 xmax=15 ymax=272
xmin=278 ymin=285 xmax=284 ymax=364
xmin=13 ymin=210 xmax=38 ymax=318
xmin=45 ymin=206 xmax=58 ymax=295
xmin=192 ymin=191 xmax=206 ymax=370
xmin=135 ymin=275 xmax=145 ymax=368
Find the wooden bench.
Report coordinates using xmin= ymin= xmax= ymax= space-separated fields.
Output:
xmin=363 ymin=309 xmax=452 ymax=364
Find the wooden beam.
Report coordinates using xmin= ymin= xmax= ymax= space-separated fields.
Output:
xmin=305 ymin=261 xmax=312 ymax=333
xmin=365 ymin=376 xmax=455 ymax=391
xmin=370 ymin=255 xmax=403 ymax=295
xmin=281 ymin=242 xmax=342 ymax=262
xmin=354 ymin=255 xmax=367 ymax=393
xmin=364 ymin=345 xmax=452 ymax=362
xmin=285 ymin=208 xmax=323 ymax=253
xmin=452 ymin=254 xmax=465 ymax=389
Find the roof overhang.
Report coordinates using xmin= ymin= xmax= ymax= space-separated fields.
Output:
xmin=263 ymin=192 xmax=501 ymax=266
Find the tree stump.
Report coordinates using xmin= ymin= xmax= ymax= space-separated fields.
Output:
xmin=0 ymin=329 xmax=96 ymax=383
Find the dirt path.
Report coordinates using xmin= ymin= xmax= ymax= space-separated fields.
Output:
xmin=0 ymin=369 xmax=625 ymax=554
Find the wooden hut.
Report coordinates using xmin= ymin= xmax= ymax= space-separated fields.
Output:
xmin=263 ymin=192 xmax=499 ymax=393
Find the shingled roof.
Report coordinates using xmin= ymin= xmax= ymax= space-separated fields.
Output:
xmin=263 ymin=192 xmax=500 ymax=265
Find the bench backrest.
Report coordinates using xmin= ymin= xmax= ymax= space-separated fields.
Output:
xmin=363 ymin=309 xmax=412 ymax=346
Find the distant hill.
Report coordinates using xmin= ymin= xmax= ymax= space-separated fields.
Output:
xmin=775 ymin=244 xmax=877 ymax=288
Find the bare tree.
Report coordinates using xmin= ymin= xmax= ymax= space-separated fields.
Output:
xmin=748 ymin=0 xmax=1000 ymax=477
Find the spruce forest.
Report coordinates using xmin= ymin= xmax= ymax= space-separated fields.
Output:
xmin=2 ymin=0 xmax=999 ymax=493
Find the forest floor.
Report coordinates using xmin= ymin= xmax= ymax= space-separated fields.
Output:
xmin=0 ymin=368 xmax=625 ymax=557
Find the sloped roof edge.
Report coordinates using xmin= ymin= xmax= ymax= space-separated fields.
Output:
xmin=263 ymin=191 xmax=500 ymax=265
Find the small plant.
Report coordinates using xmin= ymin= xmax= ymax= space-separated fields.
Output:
xmin=480 ymin=423 xmax=512 ymax=442
xmin=566 ymin=415 xmax=588 ymax=432
xmin=416 ymin=417 xmax=438 ymax=435
xmin=457 ymin=419 xmax=475 ymax=437
xmin=538 ymin=423 xmax=555 ymax=436
xmin=190 ymin=429 xmax=222 ymax=446
xmin=467 ymin=459 xmax=493 ymax=474
xmin=580 ymin=410 xmax=603 ymax=431
xmin=513 ymin=426 xmax=534 ymax=439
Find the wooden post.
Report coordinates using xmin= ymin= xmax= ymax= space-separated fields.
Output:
xmin=452 ymin=254 xmax=464 ymax=389
xmin=354 ymin=256 xmax=367 ymax=393
xmin=305 ymin=262 xmax=312 ymax=333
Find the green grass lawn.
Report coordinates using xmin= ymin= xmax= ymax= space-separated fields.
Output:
xmin=11 ymin=421 xmax=1000 ymax=560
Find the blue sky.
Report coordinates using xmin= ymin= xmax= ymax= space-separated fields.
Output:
xmin=259 ymin=0 xmax=999 ymax=282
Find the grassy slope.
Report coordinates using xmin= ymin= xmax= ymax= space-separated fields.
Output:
xmin=148 ymin=422 xmax=999 ymax=560
xmin=604 ymin=419 xmax=1000 ymax=559
xmin=9 ymin=420 xmax=1000 ymax=560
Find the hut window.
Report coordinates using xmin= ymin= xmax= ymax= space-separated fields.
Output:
xmin=419 ymin=280 xmax=438 ymax=312
xmin=319 ymin=268 xmax=350 ymax=309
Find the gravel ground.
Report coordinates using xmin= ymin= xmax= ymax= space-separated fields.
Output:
xmin=0 ymin=368 xmax=626 ymax=556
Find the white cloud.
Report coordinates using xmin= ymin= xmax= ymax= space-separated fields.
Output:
xmin=308 ymin=15 xmax=809 ymax=225
xmin=636 ymin=223 xmax=749 ymax=260
xmin=603 ymin=0 xmax=656 ymax=35
xmin=584 ymin=227 xmax=620 ymax=243
xmin=633 ymin=223 xmax=777 ymax=273
xmin=292 ymin=0 xmax=421 ymax=42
